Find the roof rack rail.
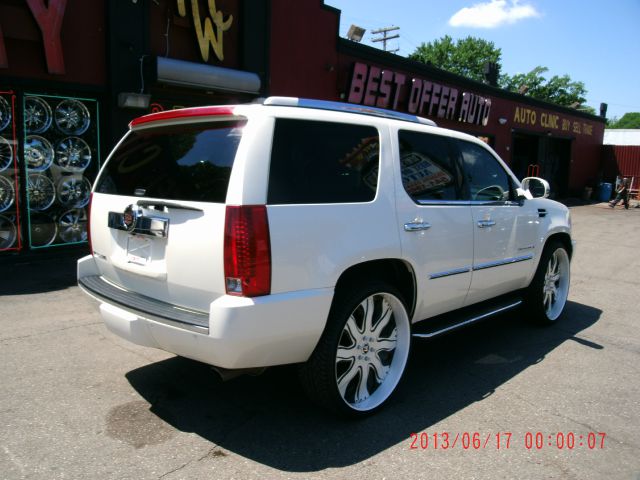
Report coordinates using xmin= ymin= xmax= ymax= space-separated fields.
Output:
xmin=263 ymin=97 xmax=437 ymax=127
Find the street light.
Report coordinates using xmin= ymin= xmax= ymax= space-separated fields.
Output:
xmin=346 ymin=25 xmax=366 ymax=43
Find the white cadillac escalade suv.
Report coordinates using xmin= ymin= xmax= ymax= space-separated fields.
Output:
xmin=78 ymin=97 xmax=573 ymax=416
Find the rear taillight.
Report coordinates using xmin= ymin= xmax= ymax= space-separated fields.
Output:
xmin=87 ymin=192 xmax=93 ymax=254
xmin=224 ymin=205 xmax=271 ymax=297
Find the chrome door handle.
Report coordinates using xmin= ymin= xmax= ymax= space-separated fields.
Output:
xmin=477 ymin=220 xmax=496 ymax=228
xmin=404 ymin=222 xmax=432 ymax=232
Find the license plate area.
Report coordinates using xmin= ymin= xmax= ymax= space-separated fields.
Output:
xmin=126 ymin=235 xmax=151 ymax=266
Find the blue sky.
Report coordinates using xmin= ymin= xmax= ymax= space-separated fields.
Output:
xmin=326 ymin=0 xmax=640 ymax=120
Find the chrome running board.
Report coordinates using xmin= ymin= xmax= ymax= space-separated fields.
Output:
xmin=412 ymin=297 xmax=523 ymax=339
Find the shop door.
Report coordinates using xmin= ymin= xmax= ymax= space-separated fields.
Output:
xmin=539 ymin=137 xmax=571 ymax=197
xmin=511 ymin=133 xmax=539 ymax=180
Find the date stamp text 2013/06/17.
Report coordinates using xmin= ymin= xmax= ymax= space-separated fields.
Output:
xmin=408 ymin=432 xmax=606 ymax=451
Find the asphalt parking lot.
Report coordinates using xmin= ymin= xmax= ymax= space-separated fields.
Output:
xmin=1 ymin=202 xmax=639 ymax=480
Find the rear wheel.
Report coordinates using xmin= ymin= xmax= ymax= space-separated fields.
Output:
xmin=299 ymin=282 xmax=411 ymax=416
xmin=524 ymin=241 xmax=570 ymax=324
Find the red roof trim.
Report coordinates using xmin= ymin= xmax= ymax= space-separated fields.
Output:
xmin=129 ymin=106 xmax=237 ymax=128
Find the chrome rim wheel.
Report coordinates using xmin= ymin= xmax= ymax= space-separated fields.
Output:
xmin=27 ymin=174 xmax=56 ymax=211
xmin=543 ymin=248 xmax=570 ymax=321
xmin=335 ymin=292 xmax=410 ymax=412
xmin=57 ymin=176 xmax=91 ymax=208
xmin=0 ymin=214 xmax=17 ymax=249
xmin=25 ymin=97 xmax=52 ymax=134
xmin=0 ymin=97 xmax=11 ymax=132
xmin=0 ymin=136 xmax=13 ymax=172
xmin=25 ymin=135 xmax=54 ymax=171
xmin=55 ymin=137 xmax=91 ymax=171
xmin=58 ymin=208 xmax=87 ymax=243
xmin=54 ymin=99 xmax=90 ymax=135
xmin=0 ymin=176 xmax=15 ymax=212
xmin=30 ymin=213 xmax=57 ymax=247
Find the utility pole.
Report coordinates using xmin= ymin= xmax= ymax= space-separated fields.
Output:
xmin=371 ymin=26 xmax=400 ymax=53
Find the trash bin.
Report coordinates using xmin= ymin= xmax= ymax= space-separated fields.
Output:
xmin=597 ymin=183 xmax=613 ymax=202
xmin=582 ymin=187 xmax=593 ymax=201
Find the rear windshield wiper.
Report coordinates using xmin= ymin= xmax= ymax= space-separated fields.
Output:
xmin=137 ymin=200 xmax=203 ymax=212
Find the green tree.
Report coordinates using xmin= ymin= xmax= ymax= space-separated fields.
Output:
xmin=408 ymin=35 xmax=501 ymax=82
xmin=607 ymin=112 xmax=640 ymax=129
xmin=409 ymin=36 xmax=595 ymax=113
xmin=500 ymin=66 xmax=592 ymax=111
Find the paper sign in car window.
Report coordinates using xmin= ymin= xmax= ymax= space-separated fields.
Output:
xmin=401 ymin=152 xmax=453 ymax=195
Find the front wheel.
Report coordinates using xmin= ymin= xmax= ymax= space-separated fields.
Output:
xmin=299 ymin=282 xmax=411 ymax=416
xmin=524 ymin=241 xmax=571 ymax=324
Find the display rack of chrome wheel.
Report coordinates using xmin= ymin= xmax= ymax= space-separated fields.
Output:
xmin=20 ymin=93 xmax=100 ymax=249
xmin=0 ymin=92 xmax=21 ymax=252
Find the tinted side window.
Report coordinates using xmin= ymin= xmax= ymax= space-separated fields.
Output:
xmin=458 ymin=140 xmax=511 ymax=202
xmin=398 ymin=130 xmax=461 ymax=201
xmin=96 ymin=121 xmax=244 ymax=203
xmin=268 ymin=120 xmax=379 ymax=204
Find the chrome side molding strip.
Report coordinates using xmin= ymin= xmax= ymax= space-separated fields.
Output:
xmin=430 ymin=254 xmax=533 ymax=280
xmin=472 ymin=254 xmax=533 ymax=271
xmin=429 ymin=266 xmax=471 ymax=279
xmin=412 ymin=300 xmax=522 ymax=338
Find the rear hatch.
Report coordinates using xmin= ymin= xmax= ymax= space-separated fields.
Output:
xmin=89 ymin=114 xmax=246 ymax=312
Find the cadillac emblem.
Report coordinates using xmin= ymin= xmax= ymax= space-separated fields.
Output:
xmin=123 ymin=205 xmax=137 ymax=232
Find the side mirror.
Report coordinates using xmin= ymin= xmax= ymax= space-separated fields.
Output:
xmin=521 ymin=177 xmax=550 ymax=198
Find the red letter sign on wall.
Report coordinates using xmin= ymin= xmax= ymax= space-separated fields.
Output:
xmin=26 ymin=0 xmax=67 ymax=75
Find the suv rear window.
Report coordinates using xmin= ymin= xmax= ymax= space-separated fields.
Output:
xmin=96 ymin=121 xmax=245 ymax=203
xmin=267 ymin=119 xmax=379 ymax=204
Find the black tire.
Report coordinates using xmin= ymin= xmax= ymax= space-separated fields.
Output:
xmin=299 ymin=281 xmax=411 ymax=417
xmin=523 ymin=240 xmax=571 ymax=325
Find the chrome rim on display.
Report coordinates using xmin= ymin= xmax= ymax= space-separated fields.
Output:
xmin=0 ymin=214 xmax=17 ymax=249
xmin=0 ymin=175 xmax=15 ymax=212
xmin=0 ymin=97 xmax=11 ymax=132
xmin=58 ymin=208 xmax=87 ymax=243
xmin=0 ymin=136 xmax=13 ymax=172
xmin=334 ymin=292 xmax=411 ymax=412
xmin=55 ymin=137 xmax=91 ymax=171
xmin=25 ymin=135 xmax=54 ymax=171
xmin=55 ymin=99 xmax=90 ymax=135
xmin=24 ymin=96 xmax=52 ymax=134
xmin=543 ymin=249 xmax=571 ymax=321
xmin=57 ymin=176 xmax=91 ymax=208
xmin=27 ymin=174 xmax=56 ymax=211
xmin=30 ymin=213 xmax=57 ymax=247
